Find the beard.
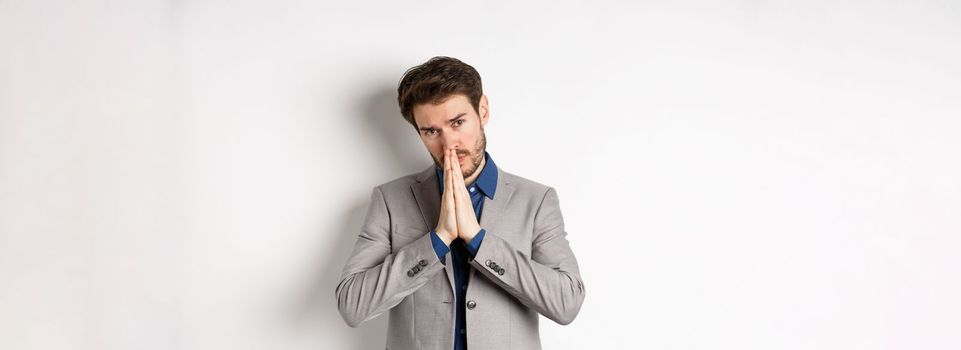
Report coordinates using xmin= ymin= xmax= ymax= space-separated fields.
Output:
xmin=431 ymin=128 xmax=487 ymax=179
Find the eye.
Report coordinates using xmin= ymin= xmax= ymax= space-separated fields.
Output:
xmin=453 ymin=119 xmax=465 ymax=127
xmin=424 ymin=129 xmax=437 ymax=136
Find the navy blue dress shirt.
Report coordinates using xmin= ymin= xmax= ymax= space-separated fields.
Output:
xmin=428 ymin=151 xmax=497 ymax=350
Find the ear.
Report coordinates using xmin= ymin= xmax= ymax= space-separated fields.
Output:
xmin=478 ymin=94 xmax=489 ymax=127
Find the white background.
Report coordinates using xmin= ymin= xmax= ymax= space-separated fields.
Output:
xmin=2 ymin=1 xmax=959 ymax=349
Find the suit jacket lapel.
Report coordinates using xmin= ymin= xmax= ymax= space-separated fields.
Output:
xmin=412 ymin=165 xmax=440 ymax=232
xmin=479 ymin=167 xmax=513 ymax=234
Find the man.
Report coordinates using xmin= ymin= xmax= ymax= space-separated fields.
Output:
xmin=336 ymin=56 xmax=585 ymax=350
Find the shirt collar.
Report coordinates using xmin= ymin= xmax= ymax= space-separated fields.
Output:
xmin=435 ymin=151 xmax=498 ymax=199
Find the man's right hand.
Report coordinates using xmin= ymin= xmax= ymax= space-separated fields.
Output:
xmin=434 ymin=147 xmax=458 ymax=246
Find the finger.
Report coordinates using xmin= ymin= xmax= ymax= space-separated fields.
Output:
xmin=447 ymin=149 xmax=454 ymax=187
xmin=451 ymin=149 xmax=461 ymax=181
xmin=444 ymin=147 xmax=450 ymax=174
xmin=446 ymin=168 xmax=455 ymax=209
xmin=447 ymin=151 xmax=459 ymax=233
xmin=450 ymin=150 xmax=462 ymax=200
xmin=445 ymin=148 xmax=454 ymax=198
xmin=453 ymin=151 xmax=467 ymax=192
xmin=447 ymin=148 xmax=455 ymax=175
xmin=444 ymin=148 xmax=452 ymax=187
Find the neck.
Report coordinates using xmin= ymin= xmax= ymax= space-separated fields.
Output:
xmin=463 ymin=155 xmax=486 ymax=186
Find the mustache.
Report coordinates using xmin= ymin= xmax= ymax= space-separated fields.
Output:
xmin=442 ymin=151 xmax=469 ymax=157
xmin=435 ymin=151 xmax=472 ymax=166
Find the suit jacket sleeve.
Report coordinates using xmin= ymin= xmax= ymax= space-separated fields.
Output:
xmin=335 ymin=186 xmax=445 ymax=327
xmin=469 ymin=187 xmax=586 ymax=325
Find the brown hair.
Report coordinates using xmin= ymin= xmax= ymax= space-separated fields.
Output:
xmin=397 ymin=56 xmax=483 ymax=130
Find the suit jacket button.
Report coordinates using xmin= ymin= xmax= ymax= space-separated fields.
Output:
xmin=413 ymin=266 xmax=421 ymax=273
xmin=407 ymin=270 xmax=415 ymax=277
xmin=466 ymin=300 xmax=476 ymax=310
xmin=497 ymin=269 xmax=504 ymax=276
xmin=485 ymin=260 xmax=492 ymax=267
xmin=419 ymin=259 xmax=427 ymax=267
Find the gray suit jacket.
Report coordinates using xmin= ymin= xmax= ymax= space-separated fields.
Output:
xmin=336 ymin=164 xmax=585 ymax=350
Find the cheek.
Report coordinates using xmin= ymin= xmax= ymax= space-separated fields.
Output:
xmin=424 ymin=142 xmax=442 ymax=157
xmin=469 ymin=133 xmax=482 ymax=147
xmin=420 ymin=137 xmax=434 ymax=148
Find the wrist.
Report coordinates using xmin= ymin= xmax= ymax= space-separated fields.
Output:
xmin=435 ymin=229 xmax=454 ymax=246
xmin=460 ymin=225 xmax=481 ymax=242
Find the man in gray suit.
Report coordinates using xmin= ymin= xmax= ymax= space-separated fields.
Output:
xmin=336 ymin=56 xmax=585 ymax=350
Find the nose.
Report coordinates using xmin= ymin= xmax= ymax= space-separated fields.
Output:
xmin=441 ymin=134 xmax=460 ymax=151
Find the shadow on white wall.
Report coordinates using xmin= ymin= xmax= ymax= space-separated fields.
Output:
xmin=285 ymin=83 xmax=426 ymax=349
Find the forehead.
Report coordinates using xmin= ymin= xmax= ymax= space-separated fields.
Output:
xmin=412 ymin=94 xmax=473 ymax=126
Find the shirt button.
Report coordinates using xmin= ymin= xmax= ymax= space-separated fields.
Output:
xmin=469 ymin=187 xmax=475 ymax=192
xmin=460 ymin=329 xmax=465 ymax=335
xmin=466 ymin=300 xmax=477 ymax=310
xmin=462 ymin=285 xmax=467 ymax=290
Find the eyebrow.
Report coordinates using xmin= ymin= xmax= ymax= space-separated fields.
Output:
xmin=418 ymin=113 xmax=467 ymax=132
